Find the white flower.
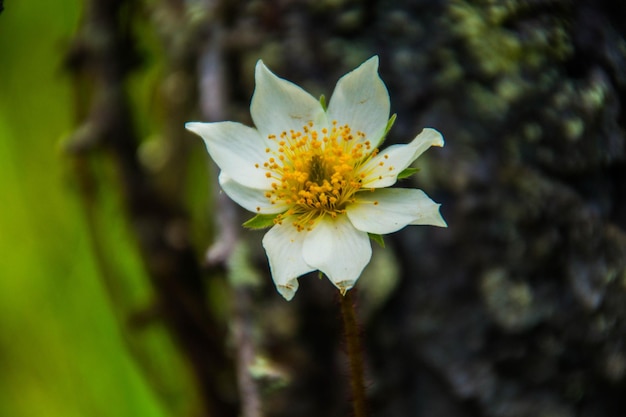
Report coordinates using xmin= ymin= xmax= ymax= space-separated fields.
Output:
xmin=186 ymin=56 xmax=447 ymax=301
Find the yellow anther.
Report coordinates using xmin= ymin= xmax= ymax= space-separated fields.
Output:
xmin=259 ymin=120 xmax=379 ymax=230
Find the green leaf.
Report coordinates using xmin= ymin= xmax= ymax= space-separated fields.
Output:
xmin=319 ymin=94 xmax=327 ymax=111
xmin=368 ymin=233 xmax=385 ymax=248
xmin=242 ymin=213 xmax=279 ymax=229
xmin=397 ymin=167 xmax=420 ymax=180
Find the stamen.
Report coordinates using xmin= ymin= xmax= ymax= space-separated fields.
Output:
xmin=259 ymin=121 xmax=379 ymax=230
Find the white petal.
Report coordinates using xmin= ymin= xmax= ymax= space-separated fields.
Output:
xmin=303 ymin=216 xmax=371 ymax=294
xmin=186 ymin=121 xmax=272 ymax=190
xmin=360 ymin=128 xmax=444 ymax=188
xmin=327 ymin=56 xmax=390 ymax=147
xmin=262 ymin=221 xmax=315 ymax=300
xmin=218 ymin=172 xmax=288 ymax=215
xmin=251 ymin=60 xmax=328 ymax=141
xmin=346 ymin=188 xmax=447 ymax=234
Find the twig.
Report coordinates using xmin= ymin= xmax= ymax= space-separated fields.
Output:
xmin=232 ymin=287 xmax=262 ymax=417
xmin=195 ymin=3 xmax=264 ymax=416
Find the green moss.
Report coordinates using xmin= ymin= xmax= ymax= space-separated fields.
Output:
xmin=480 ymin=268 xmax=541 ymax=331
xmin=448 ymin=0 xmax=573 ymax=77
xmin=562 ymin=117 xmax=585 ymax=141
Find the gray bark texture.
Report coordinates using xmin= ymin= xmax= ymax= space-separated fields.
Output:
xmin=68 ymin=0 xmax=626 ymax=416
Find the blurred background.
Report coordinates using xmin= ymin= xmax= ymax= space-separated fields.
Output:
xmin=1 ymin=0 xmax=626 ymax=416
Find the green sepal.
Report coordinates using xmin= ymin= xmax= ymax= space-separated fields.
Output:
xmin=242 ymin=213 xmax=279 ymax=230
xmin=319 ymin=94 xmax=327 ymax=111
xmin=377 ymin=113 xmax=397 ymax=146
xmin=368 ymin=233 xmax=385 ymax=248
xmin=318 ymin=271 xmax=324 ymax=279
xmin=384 ymin=113 xmax=397 ymax=136
xmin=397 ymin=167 xmax=420 ymax=180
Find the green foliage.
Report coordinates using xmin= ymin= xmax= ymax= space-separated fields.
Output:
xmin=0 ymin=2 xmax=190 ymax=416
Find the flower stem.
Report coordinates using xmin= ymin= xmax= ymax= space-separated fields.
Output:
xmin=340 ymin=290 xmax=367 ymax=417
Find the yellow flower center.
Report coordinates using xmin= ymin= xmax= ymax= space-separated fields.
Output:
xmin=258 ymin=120 xmax=378 ymax=231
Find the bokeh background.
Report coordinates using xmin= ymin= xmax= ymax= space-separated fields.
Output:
xmin=2 ymin=1 xmax=626 ymax=416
